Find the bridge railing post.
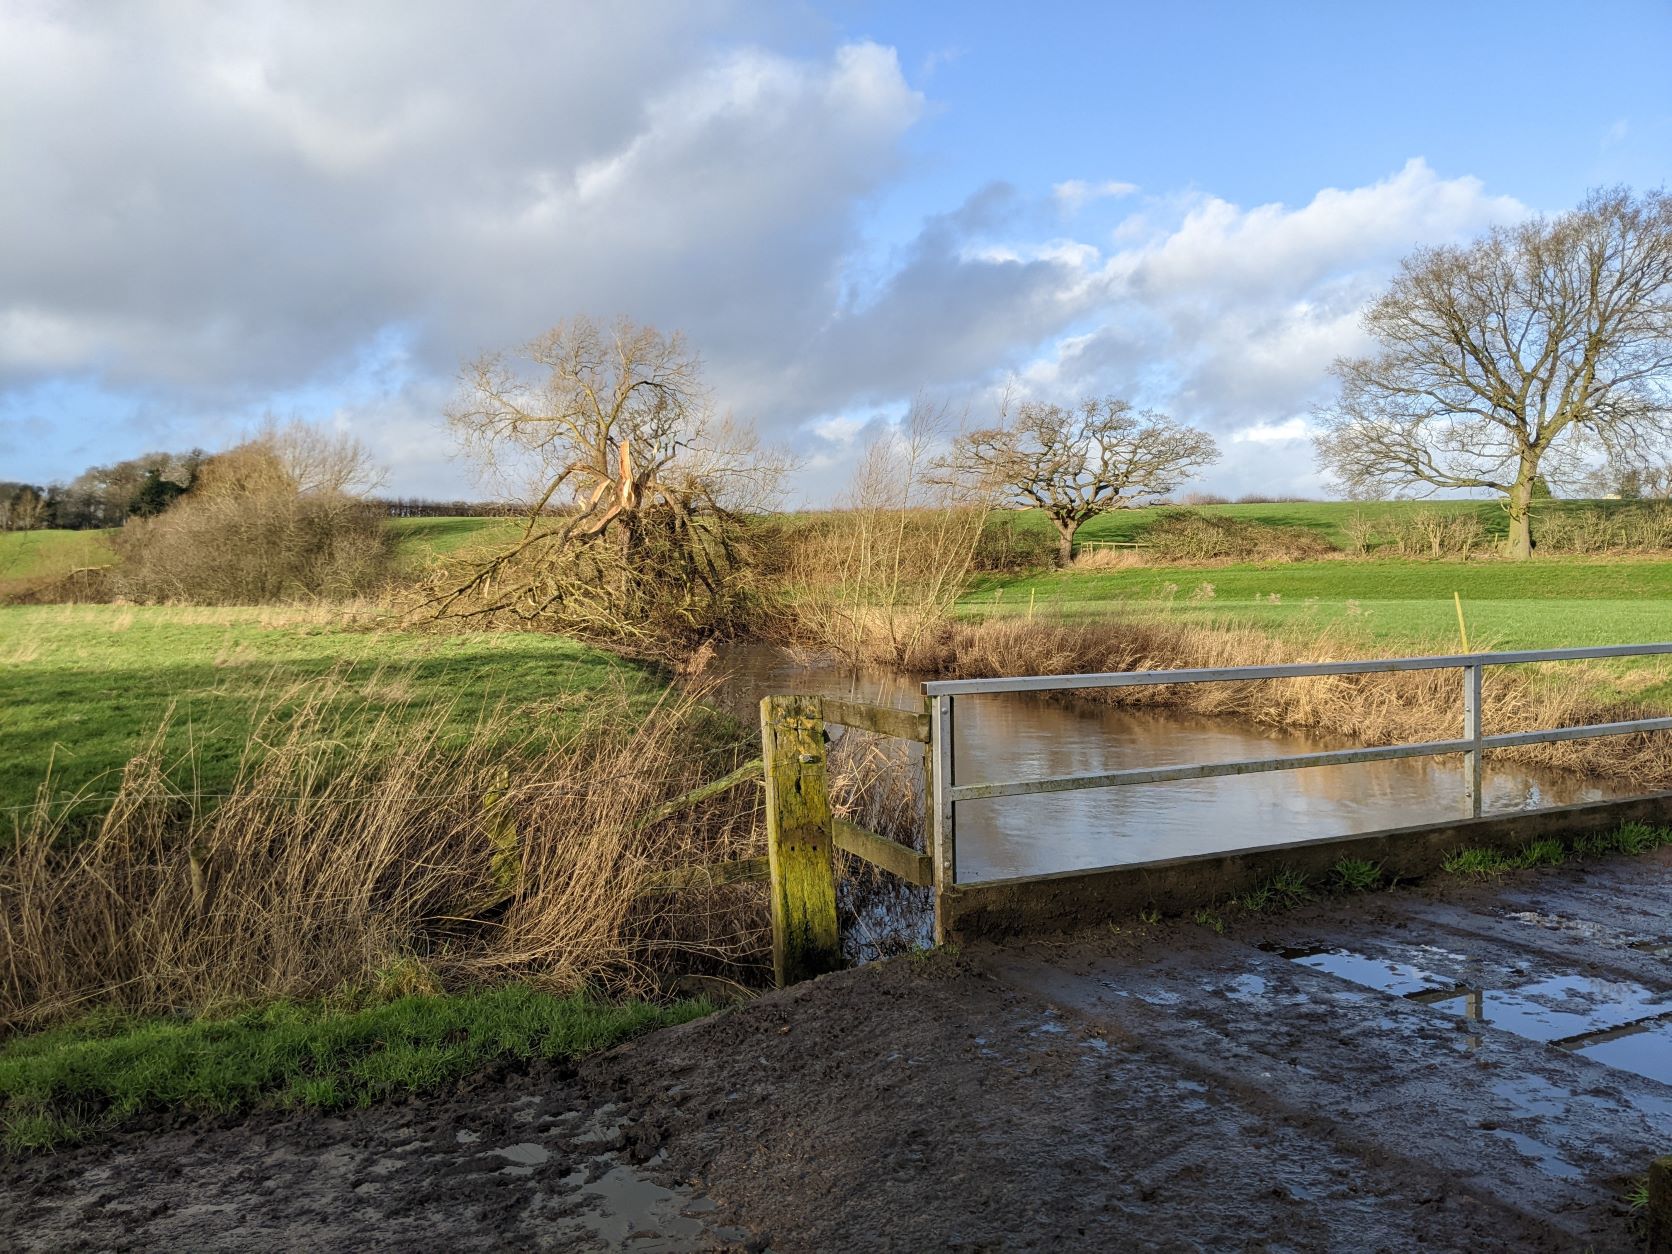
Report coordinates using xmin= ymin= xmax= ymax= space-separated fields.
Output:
xmin=930 ymin=693 xmax=957 ymax=943
xmin=1462 ymin=662 xmax=1483 ymax=818
xmin=760 ymin=695 xmax=841 ymax=987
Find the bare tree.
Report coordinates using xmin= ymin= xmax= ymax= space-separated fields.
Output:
xmin=259 ymin=418 xmax=385 ymax=497
xmin=436 ymin=317 xmax=789 ymax=645
xmin=936 ymin=396 xmax=1219 ymax=565
xmin=0 ymin=484 xmax=46 ymax=531
xmin=1315 ymin=187 xmax=1672 ymax=559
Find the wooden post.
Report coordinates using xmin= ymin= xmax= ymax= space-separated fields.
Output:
xmin=1649 ymin=1155 xmax=1672 ymax=1254
xmin=760 ymin=695 xmax=841 ymax=987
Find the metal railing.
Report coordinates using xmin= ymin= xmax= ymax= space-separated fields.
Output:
xmin=922 ymin=643 xmax=1672 ymax=888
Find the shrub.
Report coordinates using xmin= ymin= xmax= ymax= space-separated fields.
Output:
xmin=114 ymin=490 xmax=394 ymax=603
xmin=111 ymin=436 xmax=395 ymax=604
xmin=971 ymin=512 xmax=1058 ymax=571
xmin=1142 ymin=510 xmax=1334 ymax=562
xmin=1535 ymin=502 xmax=1672 ymax=554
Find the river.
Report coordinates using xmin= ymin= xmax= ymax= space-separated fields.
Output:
xmin=708 ymin=642 xmax=1622 ymax=884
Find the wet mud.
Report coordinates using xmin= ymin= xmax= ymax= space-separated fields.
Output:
xmin=4 ymin=849 xmax=1668 ymax=1252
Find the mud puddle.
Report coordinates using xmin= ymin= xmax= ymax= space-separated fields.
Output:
xmin=1264 ymin=940 xmax=1672 ymax=1088
xmin=1563 ymin=1014 xmax=1672 ymax=1087
xmin=550 ymin=1159 xmax=745 ymax=1252
xmin=1504 ymin=907 xmax=1672 ymax=958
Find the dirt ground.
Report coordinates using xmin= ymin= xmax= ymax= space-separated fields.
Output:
xmin=4 ymin=849 xmax=1669 ymax=1252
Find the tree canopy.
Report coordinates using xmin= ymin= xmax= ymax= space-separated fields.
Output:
xmin=1315 ymin=187 xmax=1672 ymax=558
xmin=935 ymin=396 xmax=1219 ymax=564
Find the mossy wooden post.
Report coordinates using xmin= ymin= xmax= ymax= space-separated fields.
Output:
xmin=1649 ymin=1154 xmax=1672 ymax=1254
xmin=760 ymin=695 xmax=841 ymax=987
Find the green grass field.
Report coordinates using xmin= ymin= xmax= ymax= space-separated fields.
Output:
xmin=966 ymin=556 xmax=1672 ymax=649
xmin=0 ymin=603 xmax=663 ymax=816
xmin=1015 ymin=497 xmax=1642 ymax=548
xmin=0 ymin=529 xmax=116 ymax=597
xmin=0 ymin=498 xmax=1642 ymax=590
xmin=965 ymin=556 xmax=1672 ymax=705
xmin=387 ymin=515 xmax=521 ymax=567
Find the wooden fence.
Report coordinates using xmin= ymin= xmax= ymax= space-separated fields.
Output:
xmin=648 ymin=694 xmax=931 ymax=987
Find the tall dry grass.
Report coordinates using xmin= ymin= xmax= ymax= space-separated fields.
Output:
xmin=900 ymin=616 xmax=1672 ymax=788
xmin=0 ymin=679 xmax=768 ymax=1031
xmin=772 ymin=400 xmax=990 ymax=668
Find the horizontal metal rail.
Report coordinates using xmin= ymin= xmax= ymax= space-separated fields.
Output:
xmin=922 ymin=642 xmax=1672 ymax=899
xmin=949 ymin=716 xmax=1672 ymax=803
xmin=922 ymin=642 xmax=1672 ymax=698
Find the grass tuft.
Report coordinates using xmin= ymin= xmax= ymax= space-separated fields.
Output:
xmin=1234 ymin=868 xmax=1312 ymax=914
xmin=1516 ymin=838 xmax=1567 ymax=868
xmin=1442 ymin=847 xmax=1517 ymax=877
xmin=1330 ymin=858 xmax=1383 ymax=893
xmin=1574 ymin=821 xmax=1671 ymax=857
xmin=1440 ymin=824 xmax=1672 ymax=880
xmin=1625 ymin=1175 xmax=1650 ymax=1213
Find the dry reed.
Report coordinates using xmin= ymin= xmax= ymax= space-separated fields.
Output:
xmin=0 ymin=677 xmax=769 ymax=1031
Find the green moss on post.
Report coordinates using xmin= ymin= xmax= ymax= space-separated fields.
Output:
xmin=760 ymin=695 xmax=841 ymax=987
xmin=1649 ymin=1155 xmax=1672 ymax=1254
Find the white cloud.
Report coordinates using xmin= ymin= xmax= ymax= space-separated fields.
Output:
xmin=1231 ymin=417 xmax=1311 ymax=444
xmin=1052 ymin=179 xmax=1139 ymax=211
xmin=996 ymin=161 xmax=1528 ymax=497
xmin=0 ymin=3 xmax=1537 ymax=505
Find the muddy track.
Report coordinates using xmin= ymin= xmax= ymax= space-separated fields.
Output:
xmin=5 ymin=851 xmax=1669 ymax=1252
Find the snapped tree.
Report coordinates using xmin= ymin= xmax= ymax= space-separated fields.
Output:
xmin=935 ymin=396 xmax=1219 ymax=565
xmin=436 ymin=316 xmax=785 ymax=647
xmin=1315 ymin=187 xmax=1672 ymax=559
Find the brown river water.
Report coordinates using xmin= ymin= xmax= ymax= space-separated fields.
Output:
xmin=708 ymin=642 xmax=1623 ymax=884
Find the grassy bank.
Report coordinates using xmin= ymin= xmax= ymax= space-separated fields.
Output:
xmin=0 ymin=985 xmax=710 ymax=1151
xmin=1 ymin=596 xmax=750 ymax=1153
xmin=0 ymin=529 xmax=116 ymax=599
xmin=965 ymin=557 xmax=1672 ymax=676
xmin=0 ymin=603 xmax=666 ymax=815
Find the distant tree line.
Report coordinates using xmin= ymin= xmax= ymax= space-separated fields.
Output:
xmin=371 ymin=497 xmax=530 ymax=518
xmin=2 ymin=450 xmax=207 ymax=531
xmin=1 ymin=460 xmax=528 ymax=532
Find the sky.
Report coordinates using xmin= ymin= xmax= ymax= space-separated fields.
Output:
xmin=2 ymin=0 xmax=1669 ymax=503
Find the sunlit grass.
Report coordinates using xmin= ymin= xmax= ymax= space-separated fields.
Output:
xmin=0 ymin=986 xmax=711 ymax=1152
xmin=0 ymin=603 xmax=663 ymax=814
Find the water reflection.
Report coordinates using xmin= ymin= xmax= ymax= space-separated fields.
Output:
xmin=708 ymin=643 xmax=1622 ymax=883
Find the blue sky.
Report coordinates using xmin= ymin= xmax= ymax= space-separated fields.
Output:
xmin=839 ymin=1 xmax=1669 ymax=216
xmin=2 ymin=0 xmax=1668 ymax=502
